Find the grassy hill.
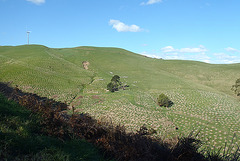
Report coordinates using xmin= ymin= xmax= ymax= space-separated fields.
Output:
xmin=0 ymin=45 xmax=240 ymax=154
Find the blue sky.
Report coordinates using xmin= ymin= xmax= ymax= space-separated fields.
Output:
xmin=0 ymin=0 xmax=240 ymax=64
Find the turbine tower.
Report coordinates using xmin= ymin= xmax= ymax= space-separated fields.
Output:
xmin=27 ymin=31 xmax=31 ymax=45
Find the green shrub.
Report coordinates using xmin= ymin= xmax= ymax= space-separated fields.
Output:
xmin=232 ymin=78 xmax=240 ymax=96
xmin=111 ymin=75 xmax=121 ymax=84
xmin=107 ymin=82 xmax=118 ymax=92
xmin=157 ymin=93 xmax=172 ymax=107
xmin=107 ymin=75 xmax=122 ymax=92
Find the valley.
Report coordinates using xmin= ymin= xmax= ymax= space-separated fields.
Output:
xmin=1 ymin=45 xmax=240 ymax=154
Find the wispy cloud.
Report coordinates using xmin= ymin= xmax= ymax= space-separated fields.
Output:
xmin=26 ymin=0 xmax=45 ymax=5
xmin=179 ymin=45 xmax=207 ymax=53
xmin=141 ymin=45 xmax=211 ymax=63
xmin=213 ymin=53 xmax=240 ymax=64
xmin=141 ymin=45 xmax=240 ymax=64
xmin=141 ymin=51 xmax=211 ymax=63
xmin=161 ymin=46 xmax=176 ymax=52
xmin=161 ymin=45 xmax=207 ymax=53
xmin=141 ymin=0 xmax=162 ymax=5
xmin=225 ymin=47 xmax=240 ymax=53
xmin=109 ymin=19 xmax=143 ymax=32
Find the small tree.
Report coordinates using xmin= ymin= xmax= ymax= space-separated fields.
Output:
xmin=107 ymin=81 xmax=118 ymax=92
xmin=232 ymin=78 xmax=240 ymax=96
xmin=157 ymin=93 xmax=172 ymax=107
xmin=111 ymin=75 xmax=121 ymax=84
xmin=107 ymin=75 xmax=122 ymax=92
xmin=107 ymin=75 xmax=129 ymax=92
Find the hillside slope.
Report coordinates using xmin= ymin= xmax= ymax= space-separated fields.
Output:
xmin=1 ymin=45 xmax=239 ymax=96
xmin=0 ymin=45 xmax=240 ymax=153
xmin=0 ymin=92 xmax=107 ymax=161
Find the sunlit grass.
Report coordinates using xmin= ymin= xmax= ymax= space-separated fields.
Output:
xmin=1 ymin=45 xmax=240 ymax=155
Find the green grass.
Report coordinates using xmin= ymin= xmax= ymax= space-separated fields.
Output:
xmin=1 ymin=44 xmax=240 ymax=154
xmin=0 ymin=93 xmax=108 ymax=161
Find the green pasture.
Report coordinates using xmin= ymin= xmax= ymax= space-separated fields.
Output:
xmin=0 ymin=45 xmax=240 ymax=154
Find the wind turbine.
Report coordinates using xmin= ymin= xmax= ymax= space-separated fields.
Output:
xmin=27 ymin=31 xmax=31 ymax=45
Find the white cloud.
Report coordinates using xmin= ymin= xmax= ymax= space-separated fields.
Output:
xmin=161 ymin=46 xmax=176 ymax=52
xmin=179 ymin=45 xmax=207 ymax=53
xmin=225 ymin=47 xmax=239 ymax=53
xmin=191 ymin=53 xmax=211 ymax=63
xmin=214 ymin=53 xmax=237 ymax=59
xmin=141 ymin=45 xmax=240 ymax=64
xmin=141 ymin=50 xmax=211 ymax=63
xmin=203 ymin=59 xmax=211 ymax=63
xmin=141 ymin=52 xmax=162 ymax=59
xmin=141 ymin=45 xmax=211 ymax=63
xmin=109 ymin=19 xmax=143 ymax=32
xmin=213 ymin=53 xmax=238 ymax=63
xmin=212 ymin=52 xmax=240 ymax=64
xmin=165 ymin=55 xmax=181 ymax=60
xmin=161 ymin=45 xmax=207 ymax=53
xmin=26 ymin=0 xmax=45 ymax=5
xmin=141 ymin=0 xmax=162 ymax=5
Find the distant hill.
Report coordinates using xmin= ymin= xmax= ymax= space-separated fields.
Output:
xmin=0 ymin=45 xmax=240 ymax=153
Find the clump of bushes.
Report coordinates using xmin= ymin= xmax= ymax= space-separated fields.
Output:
xmin=107 ymin=75 xmax=129 ymax=92
xmin=157 ymin=93 xmax=173 ymax=107
xmin=107 ymin=75 xmax=121 ymax=92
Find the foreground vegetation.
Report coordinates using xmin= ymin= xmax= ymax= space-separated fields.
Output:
xmin=1 ymin=83 xmax=240 ymax=161
xmin=0 ymin=45 xmax=240 ymax=156
xmin=0 ymin=88 xmax=108 ymax=160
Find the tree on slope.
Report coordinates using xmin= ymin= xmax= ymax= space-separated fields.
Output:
xmin=232 ymin=78 xmax=240 ymax=96
xmin=107 ymin=75 xmax=130 ymax=92
xmin=107 ymin=75 xmax=122 ymax=92
xmin=111 ymin=75 xmax=121 ymax=83
xmin=157 ymin=93 xmax=173 ymax=107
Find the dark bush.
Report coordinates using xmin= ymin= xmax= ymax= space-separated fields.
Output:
xmin=107 ymin=82 xmax=118 ymax=92
xmin=232 ymin=78 xmax=240 ymax=96
xmin=107 ymin=75 xmax=121 ymax=92
xmin=111 ymin=75 xmax=121 ymax=84
xmin=157 ymin=93 xmax=173 ymax=107
xmin=107 ymin=75 xmax=127 ymax=92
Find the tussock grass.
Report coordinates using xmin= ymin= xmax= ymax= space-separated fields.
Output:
xmin=1 ymin=83 xmax=240 ymax=161
xmin=1 ymin=45 xmax=240 ymax=156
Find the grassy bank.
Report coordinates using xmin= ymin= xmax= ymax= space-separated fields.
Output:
xmin=0 ymin=92 xmax=108 ymax=161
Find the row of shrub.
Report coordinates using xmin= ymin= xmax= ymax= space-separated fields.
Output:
xmin=1 ymin=82 xmax=239 ymax=161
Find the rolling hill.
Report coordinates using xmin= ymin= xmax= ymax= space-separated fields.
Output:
xmin=0 ymin=45 xmax=240 ymax=153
